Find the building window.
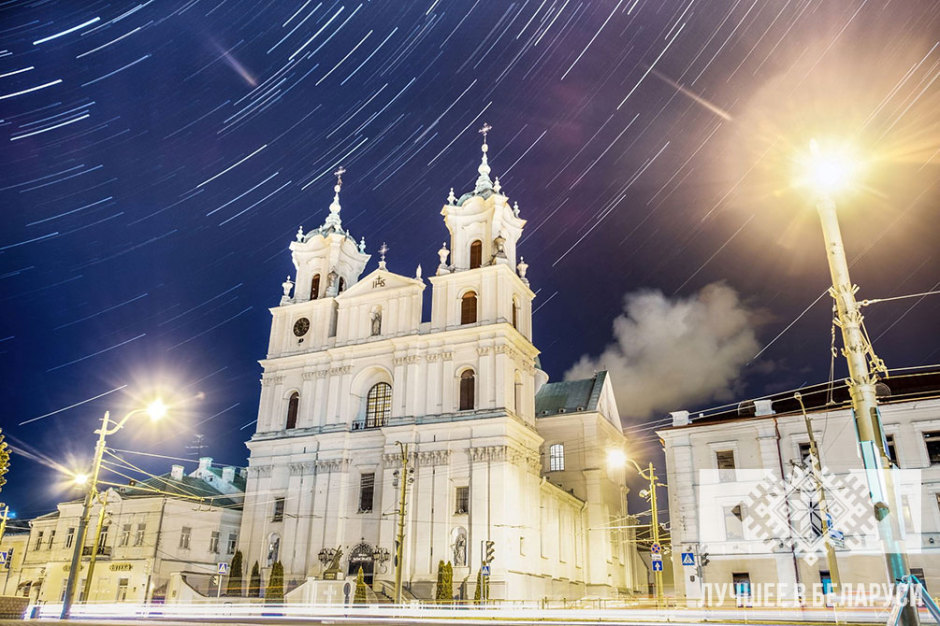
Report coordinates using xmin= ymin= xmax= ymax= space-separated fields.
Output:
xmin=514 ymin=373 xmax=523 ymax=415
xmin=34 ymin=531 xmax=43 ymax=550
xmin=469 ymin=240 xmax=482 ymax=269
xmin=460 ymin=291 xmax=478 ymax=325
xmin=47 ymin=530 xmax=55 ymax=550
xmin=120 ymin=524 xmax=131 ymax=547
xmin=310 ymin=274 xmax=320 ymax=300
xmin=885 ymin=433 xmax=897 ymax=462
xmin=724 ymin=504 xmax=744 ymax=540
xmin=338 ymin=277 xmax=347 ymax=293
xmin=179 ymin=527 xmax=191 ymax=550
xmin=134 ymin=524 xmax=146 ymax=546
xmin=227 ymin=533 xmax=238 ymax=554
xmin=925 ymin=432 xmax=940 ymax=465
xmin=286 ymin=392 xmax=299 ymax=430
xmin=459 ymin=370 xmax=475 ymax=411
xmin=273 ymin=497 xmax=285 ymax=522
xmin=549 ymin=443 xmax=565 ymax=471
xmin=65 ymin=527 xmax=75 ymax=549
xmin=798 ymin=442 xmax=813 ymax=464
xmin=209 ymin=531 xmax=220 ymax=553
xmin=512 ymin=298 xmax=519 ymax=329
xmin=732 ymin=572 xmax=752 ymax=599
xmin=358 ymin=473 xmax=375 ymax=513
xmin=716 ymin=449 xmax=736 ymax=470
xmin=455 ymin=486 xmax=469 ymax=515
xmin=97 ymin=525 xmax=109 ymax=554
xmin=365 ymin=382 xmax=392 ymax=428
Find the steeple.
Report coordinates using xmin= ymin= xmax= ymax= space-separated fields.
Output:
xmin=323 ymin=166 xmax=345 ymax=232
xmin=474 ymin=123 xmax=494 ymax=193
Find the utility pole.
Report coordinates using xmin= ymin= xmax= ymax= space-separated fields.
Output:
xmin=81 ymin=494 xmax=108 ymax=604
xmin=795 ymin=392 xmax=843 ymax=596
xmin=815 ymin=194 xmax=917 ymax=626
xmin=392 ymin=442 xmax=412 ymax=605
xmin=62 ymin=412 xmax=108 ymax=619
xmin=647 ymin=462 xmax=664 ymax=608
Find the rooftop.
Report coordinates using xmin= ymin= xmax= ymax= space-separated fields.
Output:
xmin=535 ymin=371 xmax=608 ymax=417
xmin=663 ymin=366 xmax=940 ymax=431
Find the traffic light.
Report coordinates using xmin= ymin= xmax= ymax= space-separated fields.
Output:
xmin=0 ymin=431 xmax=9 ymax=492
xmin=700 ymin=552 xmax=710 ymax=567
xmin=484 ymin=540 xmax=495 ymax=564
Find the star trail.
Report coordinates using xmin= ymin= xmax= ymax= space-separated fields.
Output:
xmin=0 ymin=0 xmax=937 ymax=517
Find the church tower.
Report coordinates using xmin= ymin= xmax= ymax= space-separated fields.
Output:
xmin=237 ymin=130 xmax=636 ymax=603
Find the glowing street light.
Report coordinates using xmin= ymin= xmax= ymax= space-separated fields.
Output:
xmin=798 ymin=139 xmax=918 ymax=626
xmin=607 ymin=449 xmax=665 ymax=607
xmin=61 ymin=400 xmax=168 ymax=619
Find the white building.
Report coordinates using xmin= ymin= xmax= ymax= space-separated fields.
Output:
xmin=238 ymin=134 xmax=643 ymax=601
xmin=17 ymin=458 xmax=243 ymax=604
xmin=659 ymin=368 xmax=940 ymax=605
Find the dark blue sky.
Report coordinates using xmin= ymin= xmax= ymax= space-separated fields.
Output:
xmin=1 ymin=1 xmax=937 ymax=520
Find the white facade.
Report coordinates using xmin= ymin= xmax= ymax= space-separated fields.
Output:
xmin=239 ymin=139 xmax=642 ymax=601
xmin=16 ymin=458 xmax=243 ymax=604
xmin=659 ymin=370 xmax=940 ymax=605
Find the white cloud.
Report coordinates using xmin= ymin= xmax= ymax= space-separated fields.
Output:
xmin=565 ymin=282 xmax=759 ymax=420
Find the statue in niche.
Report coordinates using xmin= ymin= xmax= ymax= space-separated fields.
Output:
xmin=453 ymin=533 xmax=467 ymax=567
xmin=371 ymin=307 xmax=382 ymax=336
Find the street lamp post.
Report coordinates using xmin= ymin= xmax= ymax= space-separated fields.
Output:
xmin=608 ymin=451 xmax=665 ymax=607
xmin=60 ymin=401 xmax=166 ymax=619
xmin=803 ymin=140 xmax=918 ymax=626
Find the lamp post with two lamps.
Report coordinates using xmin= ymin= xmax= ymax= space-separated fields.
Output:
xmin=607 ymin=450 xmax=666 ymax=607
xmin=60 ymin=400 xmax=167 ymax=619
xmin=798 ymin=139 xmax=917 ymax=626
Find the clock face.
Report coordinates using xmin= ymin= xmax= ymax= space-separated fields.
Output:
xmin=293 ymin=318 xmax=310 ymax=337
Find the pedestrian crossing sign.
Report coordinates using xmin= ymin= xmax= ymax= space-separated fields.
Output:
xmin=218 ymin=562 xmax=229 ymax=575
xmin=681 ymin=552 xmax=695 ymax=567
xmin=0 ymin=551 xmax=7 ymax=565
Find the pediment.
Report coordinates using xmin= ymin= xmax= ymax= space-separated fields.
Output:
xmin=336 ymin=268 xmax=424 ymax=300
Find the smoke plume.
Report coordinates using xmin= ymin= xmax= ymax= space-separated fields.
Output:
xmin=565 ymin=282 xmax=759 ymax=420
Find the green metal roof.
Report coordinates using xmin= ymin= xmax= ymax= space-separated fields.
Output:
xmin=535 ymin=371 xmax=607 ymax=417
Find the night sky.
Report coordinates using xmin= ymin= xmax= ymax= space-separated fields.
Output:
xmin=1 ymin=1 xmax=937 ymax=521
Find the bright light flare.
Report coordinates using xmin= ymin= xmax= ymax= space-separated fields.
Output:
xmin=146 ymin=399 xmax=167 ymax=421
xmin=73 ymin=473 xmax=89 ymax=486
xmin=606 ymin=449 xmax=627 ymax=469
xmin=796 ymin=138 xmax=861 ymax=197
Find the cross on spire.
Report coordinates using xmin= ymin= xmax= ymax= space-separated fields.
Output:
xmin=334 ymin=166 xmax=346 ymax=187
xmin=378 ymin=242 xmax=388 ymax=270
xmin=479 ymin=122 xmax=492 ymax=144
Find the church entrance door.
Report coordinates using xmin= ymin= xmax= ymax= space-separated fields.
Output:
xmin=348 ymin=542 xmax=375 ymax=585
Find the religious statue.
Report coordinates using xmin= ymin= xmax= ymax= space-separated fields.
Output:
xmin=371 ymin=307 xmax=382 ymax=336
xmin=453 ymin=534 xmax=467 ymax=567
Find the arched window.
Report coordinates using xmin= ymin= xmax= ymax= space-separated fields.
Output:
xmin=459 ymin=370 xmax=475 ymax=411
xmin=286 ymin=392 xmax=299 ymax=430
xmin=310 ymin=274 xmax=320 ymax=300
xmin=549 ymin=443 xmax=565 ymax=471
xmin=469 ymin=240 xmax=482 ymax=269
xmin=514 ymin=372 xmax=523 ymax=416
xmin=365 ymin=382 xmax=392 ymax=428
xmin=338 ymin=277 xmax=347 ymax=293
xmin=512 ymin=297 xmax=519 ymax=329
xmin=460 ymin=291 xmax=477 ymax=325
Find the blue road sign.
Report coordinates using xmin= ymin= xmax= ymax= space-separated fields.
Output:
xmin=650 ymin=542 xmax=661 ymax=554
xmin=0 ymin=551 xmax=7 ymax=565
xmin=217 ymin=562 xmax=229 ymax=575
xmin=681 ymin=552 xmax=695 ymax=567
xmin=652 ymin=560 xmax=663 ymax=572
xmin=481 ymin=565 xmax=490 ymax=576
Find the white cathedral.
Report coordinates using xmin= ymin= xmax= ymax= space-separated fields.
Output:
xmin=237 ymin=130 xmax=643 ymax=601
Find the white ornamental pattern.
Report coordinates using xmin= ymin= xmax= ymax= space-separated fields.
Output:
xmin=741 ymin=457 xmax=876 ymax=565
